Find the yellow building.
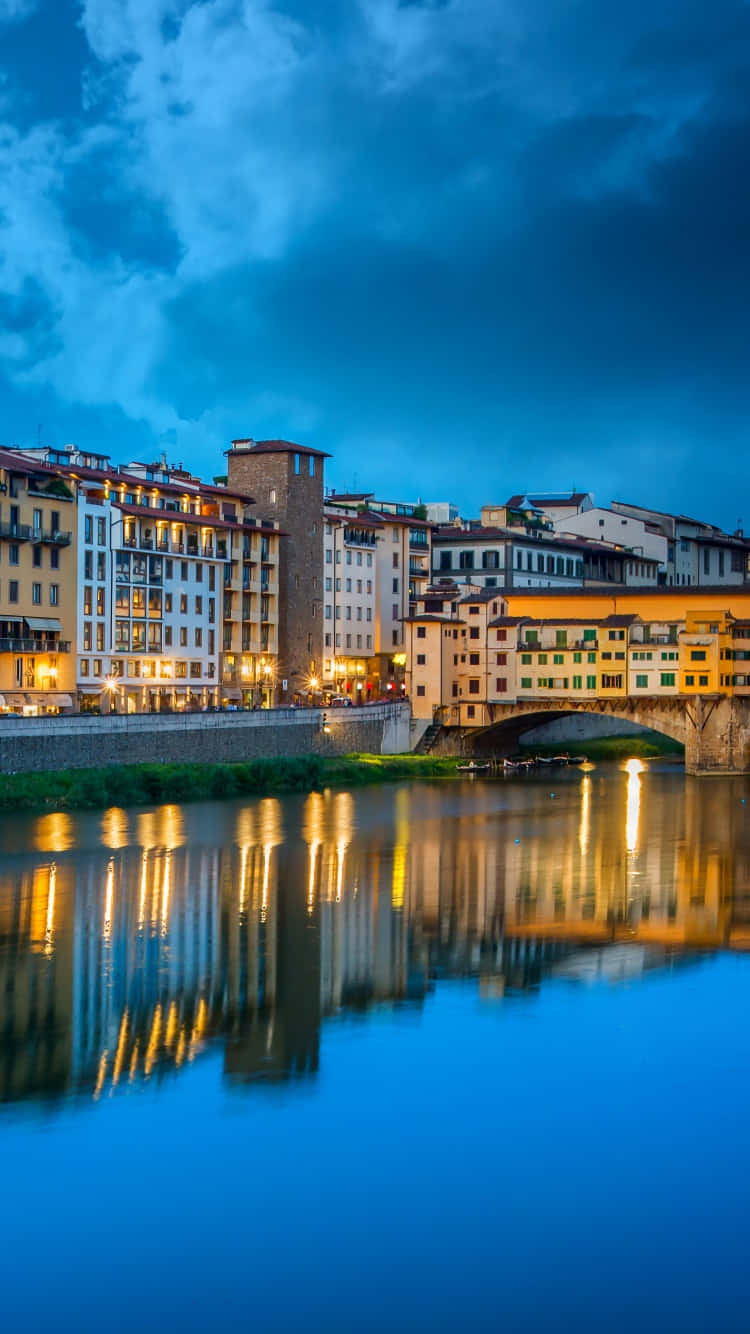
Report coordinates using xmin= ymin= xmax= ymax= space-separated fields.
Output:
xmin=0 ymin=449 xmax=77 ymax=714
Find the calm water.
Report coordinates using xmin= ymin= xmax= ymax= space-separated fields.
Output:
xmin=1 ymin=762 xmax=750 ymax=1332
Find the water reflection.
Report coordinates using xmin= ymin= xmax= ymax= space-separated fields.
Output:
xmin=1 ymin=764 xmax=749 ymax=1107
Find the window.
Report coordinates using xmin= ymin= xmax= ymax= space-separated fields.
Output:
xmin=32 ymin=545 xmax=42 ymax=568
xmin=538 ymin=653 xmax=548 ymax=664
xmin=635 ymin=674 xmax=648 ymax=688
xmin=459 ymin=550 xmax=474 ymax=570
xmin=32 ymin=582 xmax=41 ymax=605
xmin=661 ymin=672 xmax=676 ymax=686
xmin=97 ymin=517 xmax=106 ymax=546
xmin=553 ymin=654 xmax=564 ymax=665
xmin=416 ymin=626 xmax=426 ymax=639
xmin=92 ymin=659 xmax=102 ymax=677
xmin=9 ymin=580 xmax=18 ymax=603
xmin=572 ymin=675 xmax=582 ymax=689
xmin=699 ymin=675 xmax=709 ymax=686
xmin=96 ymin=623 xmax=105 ymax=651
xmin=685 ymin=674 xmax=695 ymax=686
xmin=573 ymin=652 xmax=582 ymax=663
xmin=269 ymin=488 xmax=277 ymax=505
xmin=195 ymin=595 xmax=203 ymax=615
xmin=416 ymin=654 xmax=426 ymax=665
xmin=9 ymin=544 xmax=19 ymax=566
xmin=690 ymin=649 xmax=707 ymax=661
xmin=439 ymin=551 xmax=452 ymax=571
xmin=587 ymin=652 xmax=596 ymax=663
xmin=194 ymin=628 xmax=202 ymax=647
xmin=555 ymin=630 xmax=567 ymax=647
xmin=601 ymin=673 xmax=623 ymax=689
xmin=466 ymin=705 xmax=475 ymax=718
xmin=496 ymin=652 xmax=507 ymax=665
xmin=392 ymin=552 xmax=399 ymax=569
xmin=80 ymin=658 xmax=89 ymax=676
xmin=586 ymin=675 xmax=597 ymax=689
xmin=469 ymin=627 xmax=480 ymax=640
xmin=496 ymin=678 xmax=507 ymax=692
xmin=49 ymin=584 xmax=59 ymax=606
xmin=84 ymin=515 xmax=93 ymax=544
xmin=469 ymin=653 xmax=480 ymax=665
xmin=97 ymin=588 xmax=105 ymax=616
xmin=520 ymin=677 xmax=532 ymax=689
xmin=416 ymin=685 xmax=426 ymax=697
xmin=392 ymin=578 xmax=399 ymax=593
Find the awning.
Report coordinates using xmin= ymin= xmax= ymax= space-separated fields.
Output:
xmin=78 ymin=685 xmax=103 ymax=695
xmin=24 ymin=617 xmax=63 ymax=633
xmin=4 ymin=693 xmax=27 ymax=707
xmin=222 ymin=688 xmax=242 ymax=701
xmin=0 ymin=695 xmax=5 ymax=708
xmin=50 ymin=693 xmax=73 ymax=707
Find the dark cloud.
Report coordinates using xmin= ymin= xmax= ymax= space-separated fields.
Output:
xmin=1 ymin=0 xmax=749 ymax=527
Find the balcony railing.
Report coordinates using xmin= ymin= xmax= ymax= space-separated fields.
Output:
xmin=0 ymin=522 xmax=31 ymax=541
xmin=0 ymin=637 xmax=71 ymax=653
xmin=36 ymin=528 xmax=73 ymax=545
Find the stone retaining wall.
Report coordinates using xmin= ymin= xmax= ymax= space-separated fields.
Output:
xmin=0 ymin=703 xmax=411 ymax=774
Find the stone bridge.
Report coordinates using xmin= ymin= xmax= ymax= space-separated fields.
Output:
xmin=436 ymin=695 xmax=750 ymax=775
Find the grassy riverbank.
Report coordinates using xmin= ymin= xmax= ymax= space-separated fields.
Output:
xmin=0 ymin=753 xmax=460 ymax=813
xmin=519 ymin=734 xmax=684 ymax=761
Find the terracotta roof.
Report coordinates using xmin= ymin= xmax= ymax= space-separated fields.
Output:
xmin=488 ymin=616 xmax=530 ymax=627
xmin=324 ymin=507 xmax=384 ymax=529
xmin=113 ymin=501 xmax=286 ymax=536
xmin=0 ymin=447 xmax=64 ymax=478
xmin=228 ymin=438 xmax=331 ymax=459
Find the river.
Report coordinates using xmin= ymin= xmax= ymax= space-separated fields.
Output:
xmin=1 ymin=762 xmax=749 ymax=1332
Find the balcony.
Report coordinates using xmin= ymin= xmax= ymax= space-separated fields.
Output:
xmin=0 ymin=637 xmax=71 ymax=653
xmin=0 ymin=522 xmax=31 ymax=541
xmin=31 ymin=527 xmax=73 ymax=545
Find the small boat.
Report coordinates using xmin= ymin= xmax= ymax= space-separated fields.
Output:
xmin=503 ymin=756 xmax=535 ymax=771
xmin=567 ymin=755 xmax=587 ymax=765
xmin=456 ymin=761 xmax=491 ymax=773
xmin=535 ymin=755 xmax=556 ymax=765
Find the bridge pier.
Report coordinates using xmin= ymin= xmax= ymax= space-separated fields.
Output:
xmin=684 ymin=696 xmax=750 ymax=775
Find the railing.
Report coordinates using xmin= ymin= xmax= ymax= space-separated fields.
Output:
xmin=0 ymin=522 xmax=31 ymax=541
xmin=0 ymin=637 xmax=71 ymax=653
xmin=35 ymin=528 xmax=73 ymax=545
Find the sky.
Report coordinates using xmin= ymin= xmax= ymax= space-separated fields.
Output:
xmin=0 ymin=1 xmax=748 ymax=527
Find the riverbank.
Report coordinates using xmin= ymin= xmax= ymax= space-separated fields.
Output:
xmin=519 ymin=734 xmax=684 ymax=761
xmin=0 ymin=753 xmax=460 ymax=812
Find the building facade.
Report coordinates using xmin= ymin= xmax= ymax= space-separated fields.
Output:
xmin=227 ymin=439 xmax=327 ymax=702
xmin=0 ymin=448 xmax=77 ymax=714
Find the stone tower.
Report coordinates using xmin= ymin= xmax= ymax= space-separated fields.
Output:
xmin=226 ymin=438 xmax=328 ymax=700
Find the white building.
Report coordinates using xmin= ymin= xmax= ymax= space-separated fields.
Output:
xmin=323 ymin=504 xmax=380 ymax=698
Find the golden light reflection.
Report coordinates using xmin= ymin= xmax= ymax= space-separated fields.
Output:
xmin=101 ymin=806 xmax=129 ymax=850
xmin=103 ymin=858 xmax=114 ymax=938
xmin=579 ymin=775 xmax=591 ymax=857
xmin=334 ymin=792 xmax=353 ymax=903
xmin=165 ymin=1000 xmax=179 ymax=1051
xmin=303 ymin=791 xmax=325 ymax=913
xmin=144 ymin=1003 xmax=163 ymax=1077
xmin=258 ymin=798 xmax=282 ymax=922
xmin=128 ymin=1040 xmax=140 ymax=1084
xmin=93 ymin=1049 xmax=108 ymax=1100
xmin=188 ymin=997 xmax=208 ymax=1061
xmin=44 ymin=863 xmax=56 ymax=955
xmin=111 ymin=1009 xmax=129 ymax=1090
xmin=391 ymin=787 xmax=410 ymax=909
xmin=625 ymin=758 xmax=645 ymax=854
xmin=33 ymin=811 xmax=74 ymax=853
xmin=160 ymin=851 xmax=171 ymax=936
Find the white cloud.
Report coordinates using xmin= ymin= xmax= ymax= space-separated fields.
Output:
xmin=0 ymin=0 xmax=38 ymax=24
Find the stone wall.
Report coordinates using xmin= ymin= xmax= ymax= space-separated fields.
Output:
xmin=0 ymin=703 xmax=411 ymax=774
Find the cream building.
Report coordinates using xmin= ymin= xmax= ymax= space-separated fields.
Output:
xmin=0 ymin=447 xmax=77 ymax=714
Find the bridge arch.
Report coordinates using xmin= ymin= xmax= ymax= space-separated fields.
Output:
xmin=460 ymin=699 xmax=688 ymax=756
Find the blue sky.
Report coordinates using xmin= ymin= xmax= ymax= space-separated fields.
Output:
xmin=0 ymin=1 xmax=748 ymax=524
